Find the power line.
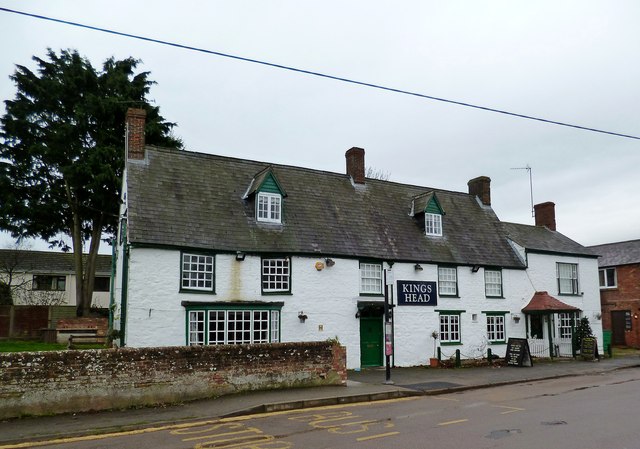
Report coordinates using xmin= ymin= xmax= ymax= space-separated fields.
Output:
xmin=2 ymin=6 xmax=639 ymax=141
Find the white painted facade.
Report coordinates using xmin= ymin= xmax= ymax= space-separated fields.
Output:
xmin=114 ymin=246 xmax=603 ymax=369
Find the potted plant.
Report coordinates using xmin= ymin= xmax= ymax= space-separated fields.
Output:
xmin=430 ymin=330 xmax=440 ymax=367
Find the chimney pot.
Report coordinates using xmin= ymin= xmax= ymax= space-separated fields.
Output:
xmin=126 ymin=108 xmax=146 ymax=160
xmin=468 ymin=176 xmax=491 ymax=206
xmin=534 ymin=202 xmax=556 ymax=231
xmin=345 ymin=147 xmax=365 ymax=184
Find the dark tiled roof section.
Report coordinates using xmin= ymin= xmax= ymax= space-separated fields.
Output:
xmin=501 ymin=222 xmax=596 ymax=257
xmin=588 ymin=239 xmax=640 ymax=267
xmin=127 ymin=147 xmax=524 ymax=267
xmin=522 ymin=291 xmax=581 ymax=313
xmin=0 ymin=250 xmax=112 ymax=274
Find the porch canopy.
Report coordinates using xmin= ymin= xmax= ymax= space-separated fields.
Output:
xmin=522 ymin=291 xmax=581 ymax=314
xmin=522 ymin=291 xmax=581 ymax=358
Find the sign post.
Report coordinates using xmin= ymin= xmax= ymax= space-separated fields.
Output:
xmin=383 ymin=269 xmax=394 ymax=384
xmin=505 ymin=338 xmax=533 ymax=367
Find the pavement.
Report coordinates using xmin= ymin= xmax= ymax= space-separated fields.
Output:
xmin=1 ymin=355 xmax=639 ymax=445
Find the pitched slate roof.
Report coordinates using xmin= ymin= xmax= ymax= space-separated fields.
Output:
xmin=588 ymin=239 xmax=640 ymax=267
xmin=522 ymin=291 xmax=581 ymax=313
xmin=0 ymin=250 xmax=112 ymax=274
xmin=125 ymin=147 xmax=585 ymax=268
xmin=501 ymin=222 xmax=596 ymax=258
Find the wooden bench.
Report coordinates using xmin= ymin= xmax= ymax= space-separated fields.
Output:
xmin=67 ymin=333 xmax=107 ymax=349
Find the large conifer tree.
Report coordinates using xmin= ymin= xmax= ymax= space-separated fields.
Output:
xmin=0 ymin=49 xmax=182 ymax=315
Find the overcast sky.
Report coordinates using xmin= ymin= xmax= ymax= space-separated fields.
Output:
xmin=1 ymin=1 xmax=638 ymax=254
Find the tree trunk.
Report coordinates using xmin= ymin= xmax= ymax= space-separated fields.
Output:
xmin=80 ymin=218 xmax=103 ymax=317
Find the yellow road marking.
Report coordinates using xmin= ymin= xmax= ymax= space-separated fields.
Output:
xmin=431 ymin=397 xmax=460 ymax=402
xmin=0 ymin=420 xmax=220 ymax=449
xmin=493 ymin=405 xmax=526 ymax=415
xmin=438 ymin=419 xmax=468 ymax=426
xmin=356 ymin=432 xmax=400 ymax=442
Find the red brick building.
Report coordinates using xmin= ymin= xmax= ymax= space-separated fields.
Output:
xmin=589 ymin=239 xmax=640 ymax=348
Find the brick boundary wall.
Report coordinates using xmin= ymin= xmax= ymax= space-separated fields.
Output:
xmin=0 ymin=341 xmax=347 ymax=419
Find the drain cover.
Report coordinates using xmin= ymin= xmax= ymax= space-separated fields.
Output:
xmin=487 ymin=429 xmax=522 ymax=439
xmin=402 ymin=381 xmax=462 ymax=391
xmin=542 ymin=420 xmax=567 ymax=426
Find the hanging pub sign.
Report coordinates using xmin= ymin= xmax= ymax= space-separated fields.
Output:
xmin=397 ymin=280 xmax=437 ymax=306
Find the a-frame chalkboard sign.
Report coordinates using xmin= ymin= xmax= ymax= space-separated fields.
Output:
xmin=505 ymin=338 xmax=533 ymax=367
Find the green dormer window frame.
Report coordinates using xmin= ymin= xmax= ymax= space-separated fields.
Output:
xmin=411 ymin=192 xmax=445 ymax=237
xmin=243 ymin=167 xmax=287 ymax=225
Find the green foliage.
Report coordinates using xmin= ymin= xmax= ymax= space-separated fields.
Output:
xmin=0 ymin=48 xmax=181 ymax=245
xmin=575 ymin=316 xmax=594 ymax=349
xmin=0 ymin=49 xmax=181 ymax=314
xmin=0 ymin=340 xmax=67 ymax=353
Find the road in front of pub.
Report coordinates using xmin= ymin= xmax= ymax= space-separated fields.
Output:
xmin=4 ymin=367 xmax=639 ymax=449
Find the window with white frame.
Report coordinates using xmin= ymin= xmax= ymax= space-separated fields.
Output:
xmin=599 ymin=268 xmax=617 ymax=288
xmin=360 ymin=262 xmax=383 ymax=295
xmin=486 ymin=314 xmax=506 ymax=342
xmin=262 ymin=257 xmax=290 ymax=293
xmin=558 ymin=313 xmax=575 ymax=339
xmin=32 ymin=275 xmax=66 ymax=291
xmin=438 ymin=266 xmax=457 ymax=296
xmin=439 ymin=313 xmax=461 ymax=343
xmin=257 ymin=192 xmax=282 ymax=223
xmin=187 ymin=308 xmax=280 ymax=345
xmin=425 ymin=213 xmax=442 ymax=236
xmin=557 ymin=263 xmax=579 ymax=295
xmin=181 ymin=253 xmax=214 ymax=291
xmin=484 ymin=269 xmax=502 ymax=297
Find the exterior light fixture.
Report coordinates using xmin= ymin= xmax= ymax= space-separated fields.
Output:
xmin=298 ymin=311 xmax=308 ymax=323
xmin=325 ymin=258 xmax=335 ymax=267
xmin=471 ymin=265 xmax=480 ymax=273
xmin=414 ymin=264 xmax=423 ymax=271
xmin=235 ymin=251 xmax=246 ymax=261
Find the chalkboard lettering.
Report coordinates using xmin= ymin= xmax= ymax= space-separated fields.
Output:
xmin=581 ymin=337 xmax=599 ymax=361
xmin=505 ymin=338 xmax=533 ymax=367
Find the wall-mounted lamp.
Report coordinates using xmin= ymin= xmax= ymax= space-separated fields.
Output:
xmin=512 ymin=314 xmax=521 ymax=323
xmin=471 ymin=265 xmax=480 ymax=273
xmin=235 ymin=251 xmax=246 ymax=261
xmin=355 ymin=310 xmax=361 ymax=319
xmin=325 ymin=258 xmax=335 ymax=267
xmin=298 ymin=311 xmax=308 ymax=323
xmin=414 ymin=263 xmax=423 ymax=272
xmin=593 ymin=312 xmax=602 ymax=321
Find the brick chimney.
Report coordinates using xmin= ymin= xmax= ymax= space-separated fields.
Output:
xmin=345 ymin=147 xmax=365 ymax=184
xmin=534 ymin=202 xmax=556 ymax=231
xmin=126 ymin=108 xmax=146 ymax=160
xmin=467 ymin=176 xmax=491 ymax=206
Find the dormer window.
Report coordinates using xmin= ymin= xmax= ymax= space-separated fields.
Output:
xmin=425 ymin=213 xmax=442 ymax=236
xmin=243 ymin=166 xmax=287 ymax=225
xmin=411 ymin=191 xmax=445 ymax=237
xmin=257 ymin=192 xmax=281 ymax=223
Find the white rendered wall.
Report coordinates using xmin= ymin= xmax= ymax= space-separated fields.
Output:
xmin=122 ymin=247 xmax=602 ymax=368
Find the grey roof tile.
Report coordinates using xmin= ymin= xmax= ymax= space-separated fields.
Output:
xmin=0 ymin=250 xmax=112 ymax=274
xmin=501 ymin=222 xmax=597 ymax=257
xmin=588 ymin=239 xmax=640 ymax=267
xmin=126 ymin=147 xmax=589 ymax=268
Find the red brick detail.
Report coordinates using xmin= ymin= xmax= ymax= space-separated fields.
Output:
xmin=534 ymin=202 xmax=556 ymax=231
xmin=345 ymin=147 xmax=365 ymax=184
xmin=126 ymin=108 xmax=146 ymax=160
xmin=600 ymin=263 xmax=640 ymax=348
xmin=467 ymin=176 xmax=491 ymax=206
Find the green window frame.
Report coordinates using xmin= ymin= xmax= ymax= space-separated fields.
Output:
xmin=185 ymin=303 xmax=282 ymax=346
xmin=261 ymin=256 xmax=291 ymax=294
xmin=484 ymin=269 xmax=503 ymax=297
xmin=438 ymin=310 xmax=463 ymax=344
xmin=438 ymin=266 xmax=458 ymax=297
xmin=485 ymin=312 xmax=507 ymax=343
xmin=181 ymin=252 xmax=215 ymax=293
xmin=359 ymin=261 xmax=383 ymax=296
